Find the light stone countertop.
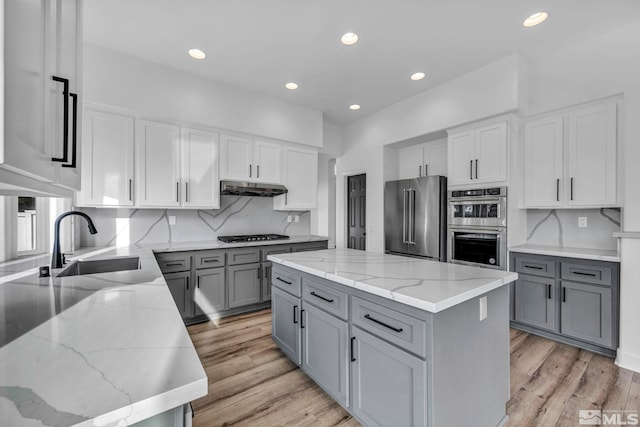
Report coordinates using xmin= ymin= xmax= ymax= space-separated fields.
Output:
xmin=0 ymin=235 xmax=328 ymax=427
xmin=509 ymin=243 xmax=620 ymax=262
xmin=267 ymin=248 xmax=518 ymax=313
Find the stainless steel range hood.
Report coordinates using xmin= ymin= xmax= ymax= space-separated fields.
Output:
xmin=220 ymin=180 xmax=288 ymax=197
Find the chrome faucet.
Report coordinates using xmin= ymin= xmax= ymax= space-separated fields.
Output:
xmin=51 ymin=211 xmax=98 ymax=269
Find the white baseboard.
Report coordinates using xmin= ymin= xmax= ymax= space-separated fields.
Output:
xmin=615 ymin=348 xmax=640 ymax=373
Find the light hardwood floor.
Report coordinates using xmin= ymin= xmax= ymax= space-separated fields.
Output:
xmin=187 ymin=309 xmax=640 ymax=426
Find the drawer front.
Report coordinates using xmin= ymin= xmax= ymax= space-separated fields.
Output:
xmin=227 ymin=248 xmax=261 ymax=265
xmin=262 ymin=244 xmax=292 ymax=262
xmin=302 ymin=277 xmax=349 ymax=321
xmin=561 ymin=262 xmax=612 ymax=286
xmin=156 ymin=252 xmax=192 ymax=273
xmin=351 ymin=296 xmax=428 ymax=358
xmin=291 ymin=241 xmax=329 ymax=252
xmin=514 ymin=256 xmax=556 ymax=278
xmin=194 ymin=250 xmax=226 ymax=269
xmin=272 ymin=265 xmax=302 ymax=297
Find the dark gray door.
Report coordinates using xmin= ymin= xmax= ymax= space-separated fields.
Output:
xmin=301 ymin=303 xmax=349 ymax=406
xmin=272 ymin=286 xmax=302 ymax=365
xmin=348 ymin=174 xmax=366 ymax=250
xmin=514 ymin=275 xmax=556 ymax=331
xmin=560 ymin=281 xmax=612 ymax=348
xmin=228 ymin=263 xmax=261 ymax=308
xmin=195 ymin=267 xmax=226 ymax=315
xmin=351 ymin=326 xmax=427 ymax=427
xmin=164 ymin=271 xmax=192 ymax=319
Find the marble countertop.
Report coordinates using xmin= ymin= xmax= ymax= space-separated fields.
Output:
xmin=0 ymin=236 xmax=327 ymax=426
xmin=509 ymin=244 xmax=620 ymax=262
xmin=267 ymin=248 xmax=518 ymax=313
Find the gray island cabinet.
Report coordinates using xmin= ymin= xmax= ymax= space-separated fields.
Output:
xmin=269 ymin=248 xmax=518 ymax=427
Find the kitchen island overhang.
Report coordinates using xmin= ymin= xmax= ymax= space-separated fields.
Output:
xmin=268 ymin=248 xmax=518 ymax=427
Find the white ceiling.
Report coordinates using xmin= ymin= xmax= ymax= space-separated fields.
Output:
xmin=84 ymin=0 xmax=640 ymax=125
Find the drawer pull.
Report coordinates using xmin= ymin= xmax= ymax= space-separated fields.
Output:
xmin=524 ymin=264 xmax=544 ymax=270
xmin=573 ymin=271 xmax=597 ymax=277
xmin=203 ymin=259 xmax=219 ymax=263
xmin=276 ymin=277 xmax=292 ymax=285
xmin=165 ymin=262 xmax=184 ymax=267
xmin=364 ymin=314 xmax=403 ymax=333
xmin=310 ymin=291 xmax=334 ymax=303
xmin=293 ymin=305 xmax=298 ymax=324
xmin=350 ymin=337 xmax=356 ymax=362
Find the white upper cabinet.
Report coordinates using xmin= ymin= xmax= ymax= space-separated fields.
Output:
xmin=2 ymin=0 xmax=82 ymax=192
xmin=448 ymin=121 xmax=507 ymax=187
xmin=523 ymin=115 xmax=564 ymax=207
xmin=220 ymin=134 xmax=282 ymax=184
xmin=274 ymin=145 xmax=318 ymax=210
xmin=136 ymin=120 xmax=181 ymax=207
xmin=396 ymin=139 xmax=447 ymax=180
xmin=181 ymin=128 xmax=220 ymax=209
xmin=77 ymin=110 xmax=134 ymax=207
xmin=567 ymin=102 xmax=617 ymax=207
xmin=523 ymin=100 xmax=618 ymax=208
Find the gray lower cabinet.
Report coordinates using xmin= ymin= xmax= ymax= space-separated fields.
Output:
xmin=351 ymin=326 xmax=426 ymax=427
xmin=271 ymin=286 xmax=301 ymax=365
xmin=195 ymin=267 xmax=226 ymax=316
xmin=261 ymin=262 xmax=273 ymax=302
xmin=301 ymin=302 xmax=349 ymax=407
xmin=164 ymin=271 xmax=192 ymax=319
xmin=514 ymin=274 xmax=556 ymax=331
xmin=228 ymin=263 xmax=261 ymax=308
xmin=561 ymin=281 xmax=612 ymax=347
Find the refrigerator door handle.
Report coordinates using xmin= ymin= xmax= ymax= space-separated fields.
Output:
xmin=402 ymin=189 xmax=408 ymax=243
xmin=409 ymin=189 xmax=416 ymax=244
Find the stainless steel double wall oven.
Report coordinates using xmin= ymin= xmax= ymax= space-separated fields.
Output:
xmin=447 ymin=187 xmax=507 ymax=270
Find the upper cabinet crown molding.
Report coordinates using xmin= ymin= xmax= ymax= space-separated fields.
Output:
xmin=522 ymin=98 xmax=619 ymax=208
xmin=1 ymin=0 xmax=83 ymax=195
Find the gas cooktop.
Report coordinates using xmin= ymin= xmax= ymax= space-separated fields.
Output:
xmin=217 ymin=234 xmax=290 ymax=243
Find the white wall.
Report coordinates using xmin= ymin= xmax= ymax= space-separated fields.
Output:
xmin=84 ymin=44 xmax=323 ymax=148
xmin=336 ymin=55 xmax=522 ymax=251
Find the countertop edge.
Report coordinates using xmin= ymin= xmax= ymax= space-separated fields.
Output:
xmin=508 ymin=245 xmax=621 ymax=262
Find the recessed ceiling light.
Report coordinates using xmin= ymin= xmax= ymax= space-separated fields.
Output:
xmin=285 ymin=82 xmax=298 ymax=90
xmin=410 ymin=72 xmax=426 ymax=81
xmin=349 ymin=104 xmax=361 ymax=111
xmin=188 ymin=48 xmax=206 ymax=60
xmin=523 ymin=12 xmax=548 ymax=27
xmin=341 ymin=32 xmax=359 ymax=46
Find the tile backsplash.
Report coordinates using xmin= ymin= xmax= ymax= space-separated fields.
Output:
xmin=526 ymin=208 xmax=620 ymax=250
xmin=77 ymin=196 xmax=310 ymax=248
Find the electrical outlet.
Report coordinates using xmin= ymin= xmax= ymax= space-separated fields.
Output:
xmin=168 ymin=216 xmax=176 ymax=225
xmin=287 ymin=215 xmax=293 ymax=223
xmin=479 ymin=296 xmax=488 ymax=321
xmin=294 ymin=215 xmax=300 ymax=222
xmin=578 ymin=217 xmax=588 ymax=228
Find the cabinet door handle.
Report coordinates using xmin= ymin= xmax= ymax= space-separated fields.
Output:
xmin=186 ymin=277 xmax=189 ymax=290
xmin=129 ymin=179 xmax=133 ymax=201
xmin=419 ymin=165 xmax=422 ymax=177
xmin=350 ymin=337 xmax=356 ymax=362
xmin=257 ymin=165 xmax=260 ymax=178
xmin=475 ymin=159 xmax=478 ymax=179
xmin=197 ymin=276 xmax=200 ymax=288
xmin=425 ymin=164 xmax=428 ymax=176
xmin=185 ymin=182 xmax=189 ymax=203
xmin=570 ymin=177 xmax=574 ymax=201
xmin=285 ymin=193 xmax=288 ymax=205
xmin=300 ymin=309 xmax=305 ymax=329
xmin=556 ymin=178 xmax=560 ymax=202
xmin=293 ymin=305 xmax=298 ymax=324
xmin=249 ymin=164 xmax=252 ymax=177
xmin=257 ymin=267 xmax=261 ymax=280
xmin=176 ymin=182 xmax=179 ymax=202
xmin=310 ymin=291 xmax=334 ymax=303
xmin=562 ymin=287 xmax=566 ymax=302
xmin=61 ymin=92 xmax=78 ymax=168
xmin=364 ymin=314 xmax=403 ymax=333
xmin=547 ymin=284 xmax=552 ymax=299
xmin=276 ymin=277 xmax=292 ymax=285
xmin=469 ymin=160 xmax=473 ymax=180
xmin=51 ymin=76 xmax=70 ymax=164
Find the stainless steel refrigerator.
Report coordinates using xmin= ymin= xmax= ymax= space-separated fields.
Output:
xmin=384 ymin=175 xmax=447 ymax=260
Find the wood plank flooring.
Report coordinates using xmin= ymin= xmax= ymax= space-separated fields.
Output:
xmin=187 ymin=309 xmax=639 ymax=426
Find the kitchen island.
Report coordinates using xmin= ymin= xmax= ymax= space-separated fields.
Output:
xmin=268 ymin=248 xmax=518 ymax=427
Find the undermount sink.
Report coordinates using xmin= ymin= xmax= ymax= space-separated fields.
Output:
xmin=57 ymin=256 xmax=141 ymax=277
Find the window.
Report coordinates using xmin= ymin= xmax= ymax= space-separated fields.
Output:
xmin=16 ymin=197 xmax=48 ymax=257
